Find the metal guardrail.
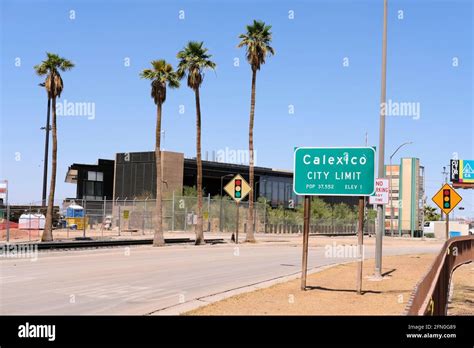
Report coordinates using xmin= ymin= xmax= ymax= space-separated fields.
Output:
xmin=405 ymin=235 xmax=473 ymax=315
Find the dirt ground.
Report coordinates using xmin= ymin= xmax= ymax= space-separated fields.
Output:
xmin=187 ymin=254 xmax=438 ymax=315
xmin=448 ymin=263 xmax=473 ymax=315
xmin=0 ymin=228 xmax=41 ymax=241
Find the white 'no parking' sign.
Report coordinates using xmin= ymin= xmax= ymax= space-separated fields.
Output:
xmin=369 ymin=178 xmax=389 ymax=205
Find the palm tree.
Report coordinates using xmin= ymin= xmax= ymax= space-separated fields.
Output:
xmin=34 ymin=53 xmax=74 ymax=242
xmin=140 ymin=60 xmax=180 ymax=246
xmin=238 ymin=20 xmax=274 ymax=242
xmin=177 ymin=41 xmax=216 ymax=245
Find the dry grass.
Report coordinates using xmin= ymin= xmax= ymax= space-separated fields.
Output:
xmin=188 ymin=254 xmax=436 ymax=315
xmin=448 ymin=263 xmax=473 ymax=315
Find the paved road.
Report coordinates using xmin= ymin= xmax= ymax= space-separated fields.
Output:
xmin=0 ymin=241 xmax=442 ymax=315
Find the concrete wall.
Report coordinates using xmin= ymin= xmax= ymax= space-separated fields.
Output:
xmin=161 ymin=151 xmax=184 ymax=197
xmin=113 ymin=151 xmax=184 ymax=199
xmin=432 ymin=221 xmax=469 ymax=239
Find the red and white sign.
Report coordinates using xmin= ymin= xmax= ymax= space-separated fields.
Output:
xmin=0 ymin=181 xmax=7 ymax=202
xmin=369 ymin=178 xmax=389 ymax=205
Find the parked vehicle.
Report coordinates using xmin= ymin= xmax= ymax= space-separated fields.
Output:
xmin=423 ymin=221 xmax=435 ymax=234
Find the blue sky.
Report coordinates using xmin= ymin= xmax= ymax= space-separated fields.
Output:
xmin=1 ymin=0 xmax=472 ymax=217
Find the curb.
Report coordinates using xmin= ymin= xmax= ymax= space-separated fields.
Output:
xmin=148 ymin=260 xmax=354 ymax=315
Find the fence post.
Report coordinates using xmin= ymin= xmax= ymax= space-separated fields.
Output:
xmin=102 ymin=196 xmax=106 ymax=238
xmin=207 ymin=193 xmax=211 ymax=232
xmin=253 ymin=203 xmax=257 ymax=234
xmin=171 ymin=192 xmax=175 ymax=232
xmin=83 ymin=199 xmax=87 ymax=238
xmin=143 ymin=197 xmax=148 ymax=235
xmin=118 ymin=205 xmax=121 ymax=236
xmin=5 ymin=184 xmax=10 ymax=242
xmin=263 ymin=199 xmax=267 ymax=234
xmin=184 ymin=207 xmax=187 ymax=231
xmin=219 ymin=197 xmax=223 ymax=232
xmin=29 ymin=203 xmax=32 ymax=241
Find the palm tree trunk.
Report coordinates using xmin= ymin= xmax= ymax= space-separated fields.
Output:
xmin=43 ymin=95 xmax=57 ymax=242
xmin=246 ymin=68 xmax=257 ymax=242
xmin=194 ymin=88 xmax=205 ymax=245
xmin=153 ymin=102 xmax=165 ymax=246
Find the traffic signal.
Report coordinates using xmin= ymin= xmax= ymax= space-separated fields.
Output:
xmin=443 ymin=189 xmax=451 ymax=209
xmin=234 ymin=179 xmax=242 ymax=199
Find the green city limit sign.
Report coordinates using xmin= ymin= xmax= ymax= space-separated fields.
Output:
xmin=293 ymin=147 xmax=376 ymax=196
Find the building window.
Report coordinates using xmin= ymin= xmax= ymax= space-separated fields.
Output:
xmin=83 ymin=180 xmax=103 ymax=200
xmin=88 ymin=171 xmax=103 ymax=182
xmin=86 ymin=181 xmax=95 ymax=196
xmin=278 ymin=182 xmax=284 ymax=205
xmin=272 ymin=181 xmax=278 ymax=204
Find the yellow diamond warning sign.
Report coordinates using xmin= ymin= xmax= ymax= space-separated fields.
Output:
xmin=224 ymin=174 xmax=251 ymax=203
xmin=432 ymin=183 xmax=462 ymax=215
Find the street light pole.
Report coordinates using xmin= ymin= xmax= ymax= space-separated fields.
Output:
xmin=389 ymin=141 xmax=412 ymax=237
xmin=41 ymin=97 xmax=51 ymax=206
xmin=375 ymin=0 xmax=388 ymax=279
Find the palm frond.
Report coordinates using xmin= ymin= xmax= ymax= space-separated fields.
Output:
xmin=140 ymin=59 xmax=180 ymax=105
xmin=34 ymin=52 xmax=74 ymax=98
xmin=238 ymin=20 xmax=274 ymax=70
xmin=176 ymin=41 xmax=216 ymax=90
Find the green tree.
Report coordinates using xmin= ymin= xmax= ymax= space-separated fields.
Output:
xmin=34 ymin=53 xmax=74 ymax=242
xmin=140 ymin=60 xmax=180 ymax=246
xmin=177 ymin=41 xmax=216 ymax=245
xmin=332 ymin=203 xmax=356 ymax=222
xmin=310 ymin=197 xmax=332 ymax=220
xmin=424 ymin=204 xmax=441 ymax=221
xmin=238 ymin=20 xmax=274 ymax=242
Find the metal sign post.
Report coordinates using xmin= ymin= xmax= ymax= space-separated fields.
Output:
xmin=301 ymin=195 xmax=311 ymax=290
xmin=356 ymin=196 xmax=365 ymax=294
xmin=445 ymin=214 xmax=449 ymax=240
xmin=235 ymin=202 xmax=239 ymax=244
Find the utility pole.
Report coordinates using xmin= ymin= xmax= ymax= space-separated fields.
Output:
xmin=41 ymin=97 xmax=51 ymax=206
xmin=375 ymin=0 xmax=388 ymax=279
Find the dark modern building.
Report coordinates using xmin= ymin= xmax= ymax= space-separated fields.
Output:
xmin=66 ymin=150 xmax=358 ymax=207
xmin=65 ymin=159 xmax=114 ymax=200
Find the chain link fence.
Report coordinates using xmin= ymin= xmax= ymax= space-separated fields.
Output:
xmin=106 ymin=195 xmax=267 ymax=235
xmin=0 ymin=197 xmax=399 ymax=242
